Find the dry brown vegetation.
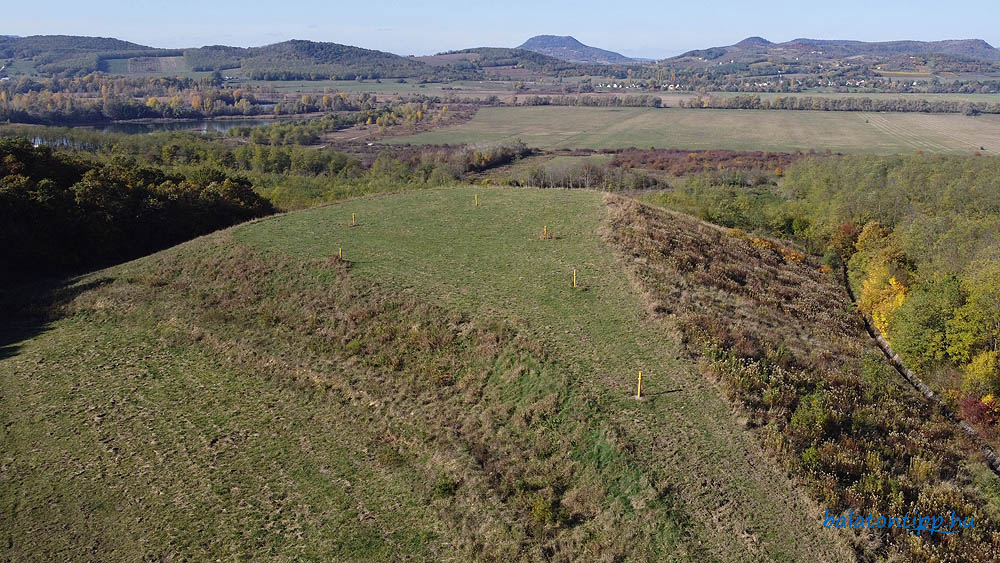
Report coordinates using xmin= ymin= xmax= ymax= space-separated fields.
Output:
xmin=604 ymin=195 xmax=1000 ymax=560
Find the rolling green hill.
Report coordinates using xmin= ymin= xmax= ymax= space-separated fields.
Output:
xmin=3 ymin=186 xmax=996 ymax=560
xmin=1 ymin=187 xmax=860 ymax=560
xmin=185 ymin=40 xmax=431 ymax=80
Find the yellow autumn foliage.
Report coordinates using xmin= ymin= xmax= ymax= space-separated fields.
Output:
xmin=963 ymin=350 xmax=999 ymax=395
xmin=861 ymin=266 xmax=908 ymax=335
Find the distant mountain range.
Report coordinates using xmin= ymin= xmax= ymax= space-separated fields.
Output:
xmin=0 ymin=34 xmax=585 ymax=79
xmin=517 ymin=35 xmax=633 ymax=64
xmin=672 ymin=36 xmax=1000 ymax=62
xmin=2 ymin=33 xmax=999 ymax=80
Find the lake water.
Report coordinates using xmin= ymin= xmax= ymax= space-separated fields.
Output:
xmin=22 ymin=117 xmax=284 ymax=148
xmin=97 ymin=118 xmax=278 ymax=135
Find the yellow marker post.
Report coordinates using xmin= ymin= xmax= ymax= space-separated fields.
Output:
xmin=637 ymin=371 xmax=642 ymax=398
xmin=544 ymin=225 xmax=547 ymax=237
xmin=339 ymin=247 xmax=343 ymax=259
xmin=475 ymin=194 xmax=479 ymax=207
xmin=573 ymin=269 xmax=577 ymax=288
xmin=352 ymin=213 xmax=356 ymax=226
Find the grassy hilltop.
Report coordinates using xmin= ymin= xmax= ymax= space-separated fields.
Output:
xmin=2 ymin=186 xmax=996 ymax=560
xmin=2 ymin=187 xmax=859 ymax=560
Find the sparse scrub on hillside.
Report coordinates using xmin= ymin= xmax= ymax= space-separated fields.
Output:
xmin=606 ymin=195 xmax=1000 ymax=560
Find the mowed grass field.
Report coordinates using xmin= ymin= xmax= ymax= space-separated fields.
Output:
xmin=1 ymin=187 xmax=854 ymax=561
xmin=388 ymin=106 xmax=1000 ymax=153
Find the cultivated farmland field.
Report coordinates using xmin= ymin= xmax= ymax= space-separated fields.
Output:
xmin=388 ymin=106 xmax=1000 ymax=153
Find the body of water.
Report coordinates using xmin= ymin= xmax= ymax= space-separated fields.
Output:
xmin=97 ymin=118 xmax=278 ymax=135
xmin=19 ymin=117 xmax=285 ymax=149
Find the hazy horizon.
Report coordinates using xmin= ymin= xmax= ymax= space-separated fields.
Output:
xmin=4 ymin=0 xmax=998 ymax=59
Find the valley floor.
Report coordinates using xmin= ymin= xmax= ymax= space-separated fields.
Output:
xmin=386 ymin=106 xmax=1000 ymax=154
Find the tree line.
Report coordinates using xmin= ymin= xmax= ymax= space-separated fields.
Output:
xmin=0 ymin=80 xmax=383 ymax=125
xmin=0 ymin=137 xmax=274 ymax=276
xmin=680 ymin=93 xmax=1000 ymax=114
xmin=515 ymin=95 xmax=662 ymax=108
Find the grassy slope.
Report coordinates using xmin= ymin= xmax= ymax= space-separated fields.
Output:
xmin=386 ymin=106 xmax=1000 ymax=154
xmin=1 ymin=187 xmax=854 ymax=561
xmin=1 ymin=312 xmax=444 ymax=559
xmin=234 ymin=187 xmax=853 ymax=559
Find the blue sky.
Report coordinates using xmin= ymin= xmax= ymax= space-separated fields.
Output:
xmin=5 ymin=1 xmax=998 ymax=59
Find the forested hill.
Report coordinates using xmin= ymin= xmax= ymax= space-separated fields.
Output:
xmin=185 ymin=40 xmax=429 ymax=80
xmin=0 ymin=35 xmax=606 ymax=80
xmin=0 ymin=35 xmax=151 ymax=55
xmin=517 ymin=35 xmax=634 ymax=64
xmin=671 ymin=36 xmax=1000 ymax=63
xmin=0 ymin=35 xmax=428 ymax=79
xmin=442 ymin=47 xmax=607 ymax=74
xmin=0 ymin=35 xmax=175 ymax=75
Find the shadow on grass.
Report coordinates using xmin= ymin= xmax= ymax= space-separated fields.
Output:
xmin=0 ymin=276 xmax=114 ymax=360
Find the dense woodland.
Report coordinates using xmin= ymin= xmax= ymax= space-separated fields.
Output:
xmin=0 ymin=137 xmax=273 ymax=276
xmin=0 ymin=35 xmax=181 ymax=75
